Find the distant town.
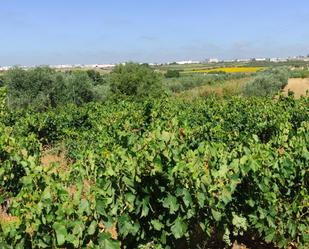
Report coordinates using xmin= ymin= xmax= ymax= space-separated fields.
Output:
xmin=1 ymin=55 xmax=309 ymax=71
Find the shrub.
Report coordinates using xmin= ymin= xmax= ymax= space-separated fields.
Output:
xmin=289 ymin=70 xmax=309 ymax=79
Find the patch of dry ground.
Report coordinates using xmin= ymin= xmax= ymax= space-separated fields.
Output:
xmin=41 ymin=146 xmax=70 ymax=172
xmin=0 ymin=206 xmax=20 ymax=226
xmin=283 ymin=78 xmax=309 ymax=98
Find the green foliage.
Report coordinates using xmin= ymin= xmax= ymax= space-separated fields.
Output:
xmin=243 ymin=67 xmax=289 ymax=97
xmin=246 ymin=60 xmax=309 ymax=68
xmin=164 ymin=70 xmax=180 ymax=78
xmin=289 ymin=69 xmax=309 ymax=78
xmin=0 ymin=87 xmax=7 ymax=115
xmin=110 ymin=62 xmax=163 ymax=98
xmin=62 ymin=71 xmax=95 ymax=106
xmin=6 ymin=67 xmax=54 ymax=110
xmin=164 ymin=73 xmax=247 ymax=93
xmin=0 ymin=95 xmax=308 ymax=248
xmin=4 ymin=67 xmax=108 ymax=111
xmin=86 ymin=69 xmax=105 ymax=85
xmin=92 ymin=84 xmax=111 ymax=103
xmin=0 ymin=75 xmax=4 ymax=87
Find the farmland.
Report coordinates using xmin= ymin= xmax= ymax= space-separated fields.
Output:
xmin=188 ymin=67 xmax=265 ymax=74
xmin=0 ymin=64 xmax=308 ymax=249
xmin=2 ymin=0 xmax=309 ymax=247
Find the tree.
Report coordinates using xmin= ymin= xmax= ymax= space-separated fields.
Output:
xmin=243 ymin=67 xmax=289 ymax=97
xmin=5 ymin=67 xmax=101 ymax=111
xmin=110 ymin=62 xmax=163 ymax=98
xmin=165 ymin=69 xmax=180 ymax=78
xmin=6 ymin=66 xmax=54 ymax=110
xmin=49 ymin=70 xmax=96 ymax=107
xmin=86 ymin=69 xmax=105 ymax=85
xmin=65 ymin=71 xmax=95 ymax=106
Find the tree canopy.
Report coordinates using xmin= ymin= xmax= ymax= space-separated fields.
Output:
xmin=165 ymin=69 xmax=180 ymax=78
xmin=4 ymin=67 xmax=107 ymax=111
xmin=110 ymin=62 xmax=163 ymax=98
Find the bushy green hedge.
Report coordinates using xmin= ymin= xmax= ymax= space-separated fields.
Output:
xmin=0 ymin=95 xmax=308 ymax=248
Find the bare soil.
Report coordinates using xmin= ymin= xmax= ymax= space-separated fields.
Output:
xmin=0 ymin=206 xmax=19 ymax=225
xmin=283 ymin=78 xmax=309 ymax=98
xmin=41 ymin=146 xmax=70 ymax=173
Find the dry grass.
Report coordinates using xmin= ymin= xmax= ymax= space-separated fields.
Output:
xmin=176 ymin=77 xmax=251 ymax=100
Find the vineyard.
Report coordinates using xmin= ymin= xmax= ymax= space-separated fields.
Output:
xmin=2 ymin=0 xmax=309 ymax=247
xmin=0 ymin=84 xmax=308 ymax=248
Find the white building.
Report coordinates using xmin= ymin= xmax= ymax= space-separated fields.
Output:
xmin=176 ymin=60 xmax=200 ymax=65
xmin=208 ymin=58 xmax=219 ymax=63
xmin=255 ymin=58 xmax=267 ymax=62
xmin=0 ymin=66 xmax=11 ymax=71
xmin=236 ymin=58 xmax=251 ymax=62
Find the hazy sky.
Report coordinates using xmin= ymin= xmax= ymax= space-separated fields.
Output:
xmin=1 ymin=0 xmax=309 ymax=65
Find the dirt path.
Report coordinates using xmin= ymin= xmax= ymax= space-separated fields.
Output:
xmin=283 ymin=78 xmax=309 ymax=98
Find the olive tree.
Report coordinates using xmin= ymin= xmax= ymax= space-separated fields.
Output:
xmin=110 ymin=62 xmax=163 ymax=99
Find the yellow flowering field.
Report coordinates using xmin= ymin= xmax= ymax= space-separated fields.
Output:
xmin=190 ymin=67 xmax=265 ymax=73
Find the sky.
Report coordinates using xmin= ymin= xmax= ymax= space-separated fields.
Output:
xmin=1 ymin=0 xmax=309 ymax=65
